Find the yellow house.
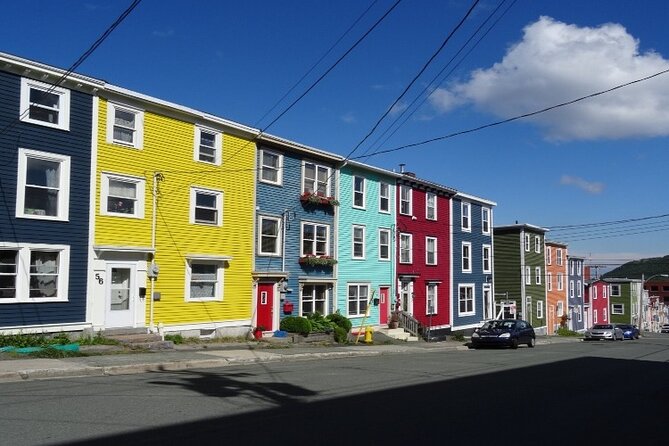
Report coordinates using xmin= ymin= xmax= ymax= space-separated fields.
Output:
xmin=89 ymin=86 xmax=258 ymax=337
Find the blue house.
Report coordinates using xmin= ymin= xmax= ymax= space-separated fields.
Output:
xmin=451 ymin=192 xmax=496 ymax=331
xmin=0 ymin=52 xmax=103 ymax=333
xmin=252 ymin=135 xmax=342 ymax=333
xmin=567 ymin=255 xmax=586 ymax=331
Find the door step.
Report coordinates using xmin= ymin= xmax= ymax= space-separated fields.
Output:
xmin=102 ymin=330 xmax=174 ymax=350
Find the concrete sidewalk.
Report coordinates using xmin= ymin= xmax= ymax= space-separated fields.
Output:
xmin=0 ymin=335 xmax=580 ymax=383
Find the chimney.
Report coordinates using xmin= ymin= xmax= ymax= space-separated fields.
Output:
xmin=584 ymin=265 xmax=591 ymax=281
xmin=399 ymin=163 xmax=405 ymax=173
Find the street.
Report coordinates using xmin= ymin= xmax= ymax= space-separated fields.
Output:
xmin=1 ymin=335 xmax=668 ymax=445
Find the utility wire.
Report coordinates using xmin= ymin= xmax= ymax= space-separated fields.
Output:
xmin=547 ymin=212 xmax=669 ymax=231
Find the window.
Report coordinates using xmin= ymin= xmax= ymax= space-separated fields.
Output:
xmin=301 ymin=222 xmax=330 ymax=256
xmin=259 ymin=149 xmax=283 ymax=185
xmin=577 ymin=261 xmax=582 ymax=276
xmin=557 ymin=273 xmax=564 ymax=291
xmin=426 ymin=284 xmax=437 ymax=314
xmin=570 ymin=261 xmax=574 ymax=275
xmin=301 ymin=284 xmax=328 ymax=316
xmin=107 ymin=103 xmax=144 ymax=148
xmin=190 ymin=188 xmax=223 ymax=226
xmin=534 ymin=236 xmax=541 ymax=253
xmin=0 ymin=244 xmax=69 ymax=302
xmin=525 ymin=266 xmax=531 ymax=285
xmin=462 ymin=242 xmax=471 ymax=273
xmin=379 ymin=182 xmax=390 ymax=213
xmin=547 ymin=272 xmax=552 ymax=291
xmin=524 ymin=234 xmax=530 ymax=252
xmin=20 ymin=78 xmax=70 ymax=130
xmin=611 ymin=284 xmax=621 ymax=296
xmin=546 ymin=246 xmax=552 ymax=265
xmin=458 ymin=284 xmax=475 ymax=316
xmin=594 ymin=309 xmax=598 ymax=324
xmin=194 ymin=127 xmax=221 ymax=165
xmin=603 ymin=308 xmax=608 ymax=321
xmin=482 ymin=245 xmax=491 ymax=273
xmin=101 ymin=173 xmax=145 ymax=218
xmin=186 ymin=260 xmax=223 ymax=302
xmin=303 ymin=162 xmax=330 ymax=195
xmin=557 ymin=300 xmax=564 ymax=317
xmin=352 ymin=225 xmax=365 ymax=259
xmin=461 ymin=202 xmax=471 ymax=231
xmin=569 ymin=281 xmax=574 ymax=298
xmin=481 ymin=207 xmax=490 ymax=234
xmin=577 ymin=280 xmax=582 ymax=298
xmin=537 ymin=300 xmax=544 ymax=319
xmin=426 ymin=192 xmax=437 ymax=220
xmin=347 ymin=284 xmax=369 ymax=317
xmin=593 ymin=287 xmax=598 ymax=300
xmin=426 ymin=237 xmax=437 ymax=265
xmin=353 ymin=176 xmax=365 ymax=208
xmin=378 ymin=229 xmax=391 ymax=261
xmin=399 ymin=233 xmax=412 ymax=264
xmin=603 ymin=286 xmax=608 ymax=299
xmin=577 ymin=306 xmax=582 ymax=322
xmin=612 ymin=304 xmax=624 ymax=315
xmin=399 ymin=185 xmax=412 ymax=215
xmin=258 ymin=216 xmax=281 ymax=256
xmin=535 ymin=267 xmax=541 ymax=285
xmin=556 ymin=249 xmax=563 ymax=266
xmin=16 ymin=148 xmax=70 ymax=221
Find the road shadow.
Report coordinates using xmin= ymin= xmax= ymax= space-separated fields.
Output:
xmin=59 ymin=356 xmax=669 ymax=445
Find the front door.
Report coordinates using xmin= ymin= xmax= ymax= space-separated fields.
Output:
xmin=399 ymin=280 xmax=413 ymax=314
xmin=256 ymin=283 xmax=274 ymax=331
xmin=105 ymin=263 xmax=136 ymax=328
xmin=379 ymin=287 xmax=389 ymax=325
xmin=483 ymin=285 xmax=492 ymax=320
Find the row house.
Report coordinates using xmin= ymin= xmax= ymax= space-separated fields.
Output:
xmin=545 ymin=241 xmax=567 ymax=335
xmin=585 ymin=279 xmax=610 ymax=325
xmin=603 ymin=278 xmax=642 ymax=325
xmin=567 ymin=255 xmax=586 ymax=331
xmin=493 ymin=224 xmax=548 ymax=334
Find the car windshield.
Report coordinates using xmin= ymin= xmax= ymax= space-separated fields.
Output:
xmin=482 ymin=320 xmax=516 ymax=330
xmin=592 ymin=324 xmax=613 ymax=329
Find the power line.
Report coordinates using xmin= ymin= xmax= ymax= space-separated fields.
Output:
xmin=547 ymin=212 xmax=669 ymax=231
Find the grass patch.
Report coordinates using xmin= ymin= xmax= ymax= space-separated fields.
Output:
xmin=77 ymin=332 xmax=121 ymax=346
xmin=556 ymin=327 xmax=581 ymax=337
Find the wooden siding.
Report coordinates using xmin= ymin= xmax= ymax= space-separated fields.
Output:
xmin=545 ymin=243 xmax=568 ymax=334
xmin=609 ymin=281 xmax=632 ymax=324
xmin=567 ymin=257 xmax=585 ymax=331
xmin=492 ymin=231 xmax=522 ymax=307
xmin=0 ymin=70 xmax=93 ymax=328
xmin=96 ymin=99 xmax=255 ymax=326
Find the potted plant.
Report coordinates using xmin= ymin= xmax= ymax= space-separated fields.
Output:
xmin=253 ymin=325 xmax=266 ymax=340
xmin=388 ymin=311 xmax=400 ymax=329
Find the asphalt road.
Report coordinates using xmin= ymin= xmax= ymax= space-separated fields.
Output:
xmin=1 ymin=334 xmax=668 ymax=446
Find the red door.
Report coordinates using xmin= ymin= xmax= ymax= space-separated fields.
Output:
xmin=379 ymin=287 xmax=389 ymax=325
xmin=256 ymin=283 xmax=274 ymax=331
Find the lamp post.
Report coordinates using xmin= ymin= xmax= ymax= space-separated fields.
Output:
xmin=641 ymin=273 xmax=669 ymax=332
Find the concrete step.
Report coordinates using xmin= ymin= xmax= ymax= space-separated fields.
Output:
xmin=101 ymin=328 xmax=148 ymax=336
xmin=104 ymin=332 xmax=174 ymax=350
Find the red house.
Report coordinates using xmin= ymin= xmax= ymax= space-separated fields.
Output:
xmin=395 ymin=170 xmax=455 ymax=339
xmin=586 ymin=279 xmax=610 ymax=325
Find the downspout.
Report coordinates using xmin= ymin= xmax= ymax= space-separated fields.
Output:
xmin=149 ymin=172 xmax=162 ymax=333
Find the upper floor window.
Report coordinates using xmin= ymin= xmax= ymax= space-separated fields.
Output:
xmin=426 ymin=193 xmax=437 ymax=220
xmin=482 ymin=245 xmax=491 ymax=273
xmin=557 ymin=273 xmax=564 ymax=290
xmin=481 ymin=207 xmax=490 ymax=234
xmin=100 ymin=173 xmax=145 ymax=219
xmin=592 ymin=287 xmax=598 ymax=299
xmin=259 ymin=149 xmax=283 ymax=185
xmin=603 ymin=285 xmax=608 ymax=299
xmin=612 ymin=304 xmax=624 ymax=315
xmin=524 ymin=234 xmax=530 ymax=252
xmin=547 ymin=272 xmax=552 ymax=291
xmin=534 ymin=236 xmax=541 ymax=253
xmin=20 ymin=78 xmax=70 ymax=131
xmin=16 ymin=148 xmax=70 ymax=221
xmin=535 ymin=267 xmax=542 ymax=285
xmin=577 ymin=261 xmax=582 ymax=276
xmin=426 ymin=283 xmax=438 ymax=315
xmin=462 ymin=242 xmax=472 ymax=273
xmin=556 ymin=249 xmax=563 ymax=265
xmin=107 ymin=103 xmax=144 ymax=149
xmin=258 ymin=216 xmax=281 ymax=256
xmin=610 ymin=284 xmax=621 ymax=296
xmin=194 ymin=127 xmax=221 ymax=165
xmin=577 ymin=280 xmax=582 ymax=297
xmin=426 ymin=237 xmax=437 ymax=265
xmin=353 ymin=176 xmax=365 ymax=208
xmin=302 ymin=162 xmax=330 ymax=195
xmin=525 ymin=266 xmax=531 ymax=285
xmin=379 ymin=182 xmax=390 ymax=213
xmin=461 ymin=202 xmax=471 ymax=231
xmin=378 ymin=229 xmax=391 ymax=261
xmin=399 ymin=233 xmax=412 ymax=263
xmin=190 ymin=187 xmax=223 ymax=226
xmin=569 ymin=280 xmax=575 ymax=298
xmin=352 ymin=225 xmax=365 ymax=259
xmin=537 ymin=300 xmax=544 ymax=319
xmin=301 ymin=222 xmax=329 ymax=256
xmin=399 ymin=185 xmax=412 ymax=215
xmin=546 ymin=246 xmax=552 ymax=265
xmin=0 ymin=244 xmax=70 ymax=302
xmin=570 ymin=260 xmax=574 ymax=275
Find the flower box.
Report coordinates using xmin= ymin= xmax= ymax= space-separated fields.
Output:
xmin=298 ymin=255 xmax=338 ymax=267
xmin=299 ymin=192 xmax=339 ymax=206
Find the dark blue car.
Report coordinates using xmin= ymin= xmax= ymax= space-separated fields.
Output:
xmin=616 ymin=324 xmax=639 ymax=340
xmin=470 ymin=319 xmax=536 ymax=349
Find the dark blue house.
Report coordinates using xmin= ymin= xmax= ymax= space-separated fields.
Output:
xmin=0 ymin=52 xmax=102 ymax=333
xmin=252 ymin=135 xmax=342 ymax=333
xmin=451 ymin=192 xmax=496 ymax=331
xmin=567 ymin=255 xmax=586 ymax=331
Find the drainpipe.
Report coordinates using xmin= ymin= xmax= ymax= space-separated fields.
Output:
xmin=149 ymin=172 xmax=162 ymax=332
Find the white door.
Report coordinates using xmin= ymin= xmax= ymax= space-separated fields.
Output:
xmin=483 ymin=285 xmax=492 ymax=320
xmin=105 ymin=263 xmax=137 ymax=328
xmin=399 ymin=280 xmax=413 ymax=314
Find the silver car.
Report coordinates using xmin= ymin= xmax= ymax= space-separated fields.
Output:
xmin=584 ymin=324 xmax=624 ymax=341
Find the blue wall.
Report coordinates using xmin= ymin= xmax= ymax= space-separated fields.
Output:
xmin=568 ymin=257 xmax=585 ymax=331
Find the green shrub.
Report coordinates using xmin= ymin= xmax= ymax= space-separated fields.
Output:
xmin=306 ymin=312 xmax=334 ymax=333
xmin=0 ymin=333 xmax=51 ymax=348
xmin=77 ymin=332 xmax=121 ymax=346
xmin=164 ymin=334 xmax=184 ymax=344
xmin=333 ymin=326 xmax=348 ymax=343
xmin=451 ymin=332 xmax=466 ymax=342
xmin=556 ymin=327 xmax=580 ymax=337
xmin=326 ymin=312 xmax=352 ymax=332
xmin=280 ymin=316 xmax=312 ymax=335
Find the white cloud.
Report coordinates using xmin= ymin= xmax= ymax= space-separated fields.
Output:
xmin=152 ymin=29 xmax=175 ymax=38
xmin=340 ymin=112 xmax=356 ymax=124
xmin=388 ymin=100 xmax=408 ymax=116
xmin=430 ymin=16 xmax=669 ymax=140
xmin=560 ymin=175 xmax=604 ymax=194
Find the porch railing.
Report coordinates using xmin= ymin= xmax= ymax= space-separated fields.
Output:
xmin=398 ymin=311 xmax=420 ymax=336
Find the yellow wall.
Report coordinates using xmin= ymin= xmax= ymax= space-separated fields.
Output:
xmin=96 ymin=99 xmax=255 ymax=325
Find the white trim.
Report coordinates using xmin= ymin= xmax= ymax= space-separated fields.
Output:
xmin=258 ymin=148 xmax=283 ymax=185
xmin=524 ymin=234 xmax=530 ymax=252
xmin=352 ymin=175 xmax=366 ymax=209
xmin=534 ymin=235 xmax=541 ymax=253
xmin=378 ymin=181 xmax=390 ymax=213
xmin=302 ymin=160 xmax=331 ymax=196
xmin=525 ymin=266 xmax=531 ymax=285
xmin=185 ymin=254 xmax=233 ymax=261
xmin=94 ymin=245 xmax=155 ymax=254
xmin=462 ymin=241 xmax=472 ymax=273
xmin=481 ymin=207 xmax=491 ymax=235
xmin=0 ymin=322 xmax=92 ymax=335
xmin=612 ymin=303 xmax=624 ymax=315
xmin=426 ymin=282 xmax=438 ymax=314
xmin=258 ymin=215 xmax=282 ymax=256
xmin=106 ymin=102 xmax=144 ymax=149
xmin=457 ymin=283 xmax=475 ymax=316
xmin=461 ymin=202 xmax=471 ymax=232
xmin=300 ymin=221 xmax=331 ymax=256
xmin=100 ymin=172 xmax=146 ymax=219
xmin=193 ymin=125 xmax=222 ymax=166
xmin=399 ymin=184 xmax=412 ymax=216
xmin=20 ymin=77 xmax=70 ymax=131
xmin=184 ymin=258 xmax=225 ymax=302
xmin=347 ymin=283 xmax=370 ymax=317
xmin=399 ymin=233 xmax=412 ymax=264
xmin=535 ymin=266 xmax=542 ymax=285
xmin=378 ymin=228 xmax=391 ymax=261
xmin=482 ymin=244 xmax=491 ymax=273
xmin=537 ymin=300 xmax=544 ymax=319
xmin=425 ymin=236 xmax=437 ymax=265
xmin=16 ymin=148 xmax=71 ymax=221
xmin=190 ymin=186 xmax=223 ymax=226
xmin=426 ymin=192 xmax=437 ymax=221
xmin=352 ymin=224 xmax=366 ymax=259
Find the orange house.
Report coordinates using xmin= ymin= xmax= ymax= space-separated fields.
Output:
xmin=545 ymin=241 xmax=568 ymax=334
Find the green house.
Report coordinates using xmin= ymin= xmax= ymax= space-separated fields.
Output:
xmin=604 ymin=278 xmax=642 ymax=325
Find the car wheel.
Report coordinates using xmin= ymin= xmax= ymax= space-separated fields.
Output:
xmin=619 ymin=334 xmax=624 ymax=341
xmin=510 ymin=339 xmax=519 ymax=349
xmin=528 ymin=337 xmax=535 ymax=348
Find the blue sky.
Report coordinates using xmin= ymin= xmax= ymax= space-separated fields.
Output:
xmin=2 ymin=0 xmax=669 ymax=267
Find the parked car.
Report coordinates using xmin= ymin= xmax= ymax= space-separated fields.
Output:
xmin=616 ymin=324 xmax=640 ymax=340
xmin=470 ymin=319 xmax=536 ymax=349
xmin=584 ymin=324 xmax=624 ymax=341
xmin=661 ymin=324 xmax=669 ymax=334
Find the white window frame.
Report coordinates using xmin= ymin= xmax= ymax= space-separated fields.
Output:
xmin=426 ymin=192 xmax=437 ymax=220
xmin=604 ymin=307 xmax=608 ymax=321
xmin=594 ymin=309 xmax=598 ymax=324
xmin=577 ymin=280 xmax=582 ymax=298
xmin=301 ymin=222 xmax=330 ymax=256
xmin=106 ymin=102 xmax=144 ymax=149
xmin=461 ymin=202 xmax=471 ymax=232
xmin=16 ymin=148 xmax=71 ymax=221
xmin=525 ymin=266 xmax=531 ymax=285
xmin=425 ymin=236 xmax=437 ymax=265
xmin=481 ymin=207 xmax=490 ymax=235
xmin=399 ymin=185 xmax=412 ymax=216
xmin=557 ymin=273 xmax=564 ymax=291
xmin=603 ymin=285 xmax=608 ymax=299
xmin=100 ymin=173 xmax=145 ymax=219
xmin=426 ymin=283 xmax=438 ymax=315
xmin=0 ymin=243 xmax=70 ymax=303
xmin=534 ymin=235 xmax=541 ymax=253
xmin=399 ymin=233 xmax=412 ymax=264
xmin=347 ymin=283 xmax=369 ymax=317
xmin=458 ymin=284 xmax=475 ymax=316
xmin=193 ymin=126 xmax=222 ymax=165
xmin=190 ymin=187 xmax=223 ymax=226
xmin=569 ymin=280 xmax=575 ymax=298
xmin=535 ymin=267 xmax=542 ymax=285
xmin=577 ymin=261 xmax=582 ymax=276
xmin=352 ymin=225 xmax=366 ymax=259
xmin=482 ymin=244 xmax=491 ymax=273
xmin=524 ymin=234 xmax=530 ymax=252
xmin=185 ymin=259 xmax=224 ymax=302
xmin=258 ymin=215 xmax=282 ymax=256
xmin=557 ymin=300 xmax=564 ymax=317
xmin=259 ymin=149 xmax=283 ymax=185
xmin=547 ymin=272 xmax=552 ymax=291
xmin=546 ymin=246 xmax=552 ymax=265
xmin=20 ymin=77 xmax=70 ymax=131
xmin=611 ymin=284 xmax=621 ymax=297
xmin=462 ymin=242 xmax=472 ymax=273
xmin=577 ymin=305 xmax=582 ymax=322
xmin=570 ymin=261 xmax=574 ymax=275
xmin=378 ymin=228 xmax=391 ymax=261
xmin=593 ymin=286 xmax=598 ymax=300
xmin=353 ymin=176 xmax=366 ymax=209
xmin=557 ymin=249 xmax=563 ymax=266
xmin=379 ymin=182 xmax=390 ymax=213
xmin=301 ymin=283 xmax=329 ymax=316
xmin=612 ymin=304 xmax=625 ymax=315
xmin=537 ymin=300 xmax=544 ymax=319
xmin=302 ymin=161 xmax=331 ymax=196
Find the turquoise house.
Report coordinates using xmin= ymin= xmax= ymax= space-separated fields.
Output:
xmin=335 ymin=161 xmax=400 ymax=329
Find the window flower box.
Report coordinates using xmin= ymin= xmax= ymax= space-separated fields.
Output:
xmin=298 ymin=255 xmax=338 ymax=267
xmin=299 ymin=192 xmax=339 ymax=207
